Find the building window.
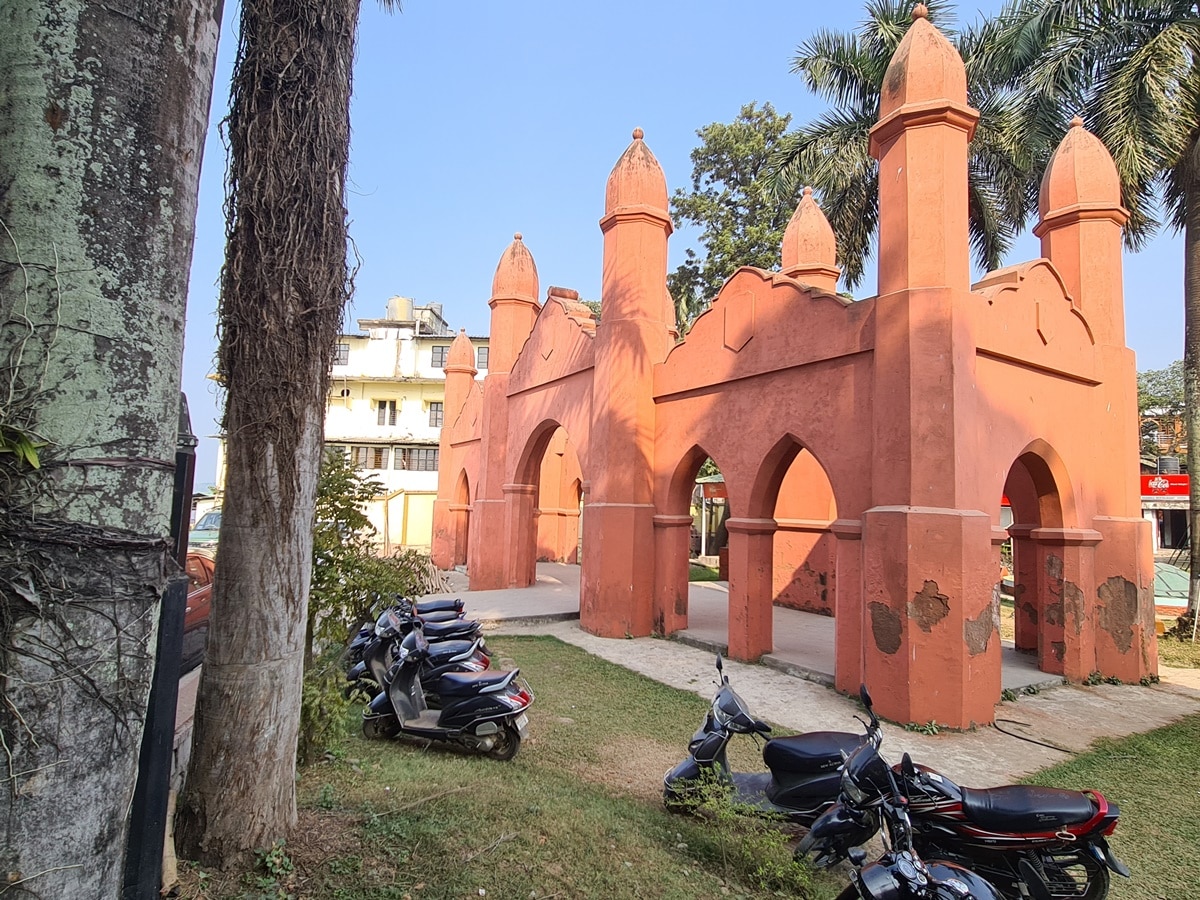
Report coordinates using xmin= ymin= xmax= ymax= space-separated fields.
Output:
xmin=476 ymin=346 xmax=489 ymax=369
xmin=431 ymin=345 xmax=449 ymax=368
xmin=428 ymin=401 xmax=443 ymax=427
xmin=395 ymin=447 xmax=439 ymax=471
xmin=352 ymin=446 xmax=388 ymax=469
xmin=333 ymin=343 xmax=350 ymax=366
xmin=376 ymin=399 xmax=397 ymax=426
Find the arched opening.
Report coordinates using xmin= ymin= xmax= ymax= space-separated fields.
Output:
xmin=452 ymin=470 xmax=471 ymax=567
xmin=508 ymin=421 xmax=585 ymax=588
xmin=1000 ymin=441 xmax=1074 ymax=681
xmin=535 ymin=428 xmax=584 ymax=565
xmin=738 ymin=436 xmax=839 ymax=669
xmin=655 ymin=446 xmax=728 ymax=636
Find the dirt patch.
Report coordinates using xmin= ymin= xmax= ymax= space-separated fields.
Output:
xmin=172 ymin=807 xmax=367 ymax=898
xmin=571 ymin=737 xmax=681 ymax=803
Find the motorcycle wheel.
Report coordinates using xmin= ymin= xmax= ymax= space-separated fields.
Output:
xmin=1038 ymin=851 xmax=1110 ymax=900
xmin=362 ymin=714 xmax=401 ymax=740
xmin=485 ymin=723 xmax=521 ymax=761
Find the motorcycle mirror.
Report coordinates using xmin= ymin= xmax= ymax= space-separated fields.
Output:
xmin=715 ymin=654 xmax=723 ymax=674
xmin=859 ymin=684 xmax=872 ymax=709
xmin=901 ymin=753 xmax=916 ymax=779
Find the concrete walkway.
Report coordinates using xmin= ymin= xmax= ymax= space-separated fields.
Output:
xmin=425 ymin=562 xmax=1200 ymax=787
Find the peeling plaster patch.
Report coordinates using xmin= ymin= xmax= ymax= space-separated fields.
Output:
xmin=1019 ymin=601 xmax=1038 ymax=626
xmin=869 ymin=602 xmax=902 ymax=655
xmin=1098 ymin=576 xmax=1139 ymax=653
xmin=963 ymin=602 xmax=996 ymax=656
xmin=1051 ymin=641 xmax=1065 ymax=662
xmin=909 ymin=581 xmax=949 ymax=633
xmin=1063 ymin=581 xmax=1085 ymax=634
xmin=1044 ymin=600 xmax=1063 ymax=628
xmin=1046 ymin=554 xmax=1064 ymax=581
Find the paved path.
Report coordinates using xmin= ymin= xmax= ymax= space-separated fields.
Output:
xmin=425 ymin=563 xmax=1200 ymax=787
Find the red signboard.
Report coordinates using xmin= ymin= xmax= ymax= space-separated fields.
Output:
xmin=702 ymin=482 xmax=727 ymax=500
xmin=1142 ymin=474 xmax=1190 ymax=496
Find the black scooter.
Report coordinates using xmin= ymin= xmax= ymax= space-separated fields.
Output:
xmin=347 ymin=627 xmax=489 ymax=704
xmin=345 ymin=596 xmax=468 ymax=666
xmin=362 ymin=625 xmax=533 ymax=760
xmin=663 ymin=655 xmax=878 ymax=825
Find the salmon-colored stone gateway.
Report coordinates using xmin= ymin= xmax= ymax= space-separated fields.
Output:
xmin=432 ymin=10 xmax=1157 ymax=728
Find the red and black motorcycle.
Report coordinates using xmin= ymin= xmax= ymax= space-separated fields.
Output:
xmin=797 ymin=722 xmax=1128 ymax=900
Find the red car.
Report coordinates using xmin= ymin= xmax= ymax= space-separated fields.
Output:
xmin=183 ymin=551 xmax=215 ymax=673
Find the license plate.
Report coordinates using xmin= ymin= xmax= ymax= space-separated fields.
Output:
xmin=514 ymin=713 xmax=529 ymax=738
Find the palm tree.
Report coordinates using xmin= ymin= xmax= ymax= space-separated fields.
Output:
xmin=980 ymin=0 xmax=1200 ymax=615
xmin=177 ymin=0 xmax=399 ymax=866
xmin=767 ymin=0 xmax=1048 ymax=291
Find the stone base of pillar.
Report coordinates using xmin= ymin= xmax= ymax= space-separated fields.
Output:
xmin=1092 ymin=516 xmax=1158 ymax=682
xmin=579 ymin=503 xmax=656 ymax=638
xmin=862 ymin=506 xmax=999 ymax=728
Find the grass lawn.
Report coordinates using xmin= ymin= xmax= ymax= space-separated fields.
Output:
xmin=1157 ymin=632 xmax=1200 ymax=668
xmin=178 ymin=637 xmax=1199 ymax=900
xmin=689 ymin=564 xmax=722 ymax=582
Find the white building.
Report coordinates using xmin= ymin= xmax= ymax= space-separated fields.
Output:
xmin=326 ymin=296 xmax=487 ymax=552
xmin=210 ymin=296 xmax=487 ymax=553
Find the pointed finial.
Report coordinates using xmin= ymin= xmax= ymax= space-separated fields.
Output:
xmin=632 ymin=127 xmax=644 ymax=140
xmin=514 ymin=232 xmax=523 ymax=241
xmin=912 ymin=3 xmax=928 ymax=19
xmin=1070 ymin=115 xmax=1083 ymax=128
xmin=803 ymin=186 xmax=813 ymax=197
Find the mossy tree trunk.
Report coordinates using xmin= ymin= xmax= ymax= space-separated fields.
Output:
xmin=0 ymin=2 xmax=222 ymax=897
xmin=175 ymin=0 xmax=359 ymax=866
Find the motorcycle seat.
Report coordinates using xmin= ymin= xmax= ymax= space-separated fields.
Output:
xmin=436 ymin=668 xmax=518 ymax=695
xmin=959 ymin=785 xmax=1096 ymax=833
xmin=422 ymin=619 xmax=479 ymax=640
xmin=763 ymin=731 xmax=862 ymax=772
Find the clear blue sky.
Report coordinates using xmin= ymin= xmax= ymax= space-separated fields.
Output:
xmin=182 ymin=0 xmax=1185 ymax=488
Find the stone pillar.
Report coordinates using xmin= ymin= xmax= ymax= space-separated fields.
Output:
xmin=451 ymin=502 xmax=470 ymax=567
xmin=1030 ymin=527 xmax=1101 ymax=681
xmin=1092 ymin=516 xmax=1158 ymax=682
xmin=831 ymin=519 xmax=865 ymax=695
xmin=653 ymin=514 xmax=693 ymax=635
xmin=862 ymin=506 xmax=997 ymax=728
xmin=726 ymin=517 xmax=777 ymax=661
xmin=503 ymin=483 xmax=538 ymax=588
xmin=581 ymin=129 xmax=675 ymax=638
xmin=1009 ymin=524 xmax=1040 ymax=652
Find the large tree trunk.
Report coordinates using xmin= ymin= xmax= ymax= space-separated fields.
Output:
xmin=0 ymin=2 xmax=221 ymax=897
xmin=176 ymin=0 xmax=359 ymax=866
xmin=1185 ymin=138 xmax=1200 ymax=618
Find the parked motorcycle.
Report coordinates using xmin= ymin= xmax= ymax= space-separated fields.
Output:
xmin=798 ymin=735 xmax=1127 ymax=900
xmin=826 ymin=738 xmax=1006 ymax=900
xmin=663 ymin=655 xmax=878 ymax=825
xmin=346 ymin=627 xmax=490 ymax=703
xmin=362 ymin=625 xmax=533 ymax=760
xmin=345 ymin=596 xmax=469 ymax=667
